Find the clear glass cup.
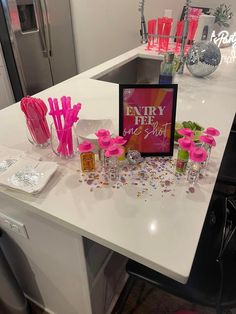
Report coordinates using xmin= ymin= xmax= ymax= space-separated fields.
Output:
xmin=202 ymin=143 xmax=212 ymax=166
xmin=99 ymin=148 xmax=105 ymax=168
xmin=50 ymin=124 xmax=78 ymax=159
xmin=26 ymin=117 xmax=50 ymax=148
xmin=200 ymin=143 xmax=211 ymax=176
xmin=187 ymin=162 xmax=201 ymax=185
xmin=107 ymin=156 xmax=119 ymax=182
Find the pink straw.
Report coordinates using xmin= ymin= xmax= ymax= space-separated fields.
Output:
xmin=187 ymin=19 xmax=198 ymax=45
xmin=175 ymin=20 xmax=184 ymax=53
xmin=49 ymin=97 xmax=82 ymax=157
xmin=163 ymin=18 xmax=173 ymax=51
xmin=146 ymin=19 xmax=157 ymax=50
xmin=157 ymin=18 xmax=164 ymax=51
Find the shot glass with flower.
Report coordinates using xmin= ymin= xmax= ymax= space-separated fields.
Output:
xmin=98 ymin=136 xmax=113 ymax=168
xmin=176 ymin=138 xmax=194 ymax=174
xmin=199 ymin=134 xmax=216 ymax=172
xmin=105 ymin=145 xmax=124 ymax=181
xmin=113 ymin=136 xmax=127 ymax=160
xmin=187 ymin=147 xmax=207 ymax=185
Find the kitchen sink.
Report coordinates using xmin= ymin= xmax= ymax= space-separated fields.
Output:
xmin=94 ymin=57 xmax=161 ymax=84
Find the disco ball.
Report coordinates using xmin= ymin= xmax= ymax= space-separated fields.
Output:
xmin=126 ymin=150 xmax=143 ymax=165
xmin=186 ymin=41 xmax=221 ymax=77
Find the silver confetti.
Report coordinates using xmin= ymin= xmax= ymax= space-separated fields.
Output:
xmin=9 ymin=166 xmax=44 ymax=188
xmin=0 ymin=159 xmax=17 ymax=173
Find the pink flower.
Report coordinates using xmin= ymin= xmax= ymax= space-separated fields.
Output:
xmin=105 ymin=145 xmax=124 ymax=158
xmin=78 ymin=140 xmax=94 ymax=153
xmin=178 ymin=138 xmax=195 ymax=151
xmin=189 ymin=147 xmax=207 ymax=163
xmin=98 ymin=136 xmax=113 ymax=149
xmin=204 ymin=127 xmax=220 ymax=137
xmin=95 ymin=129 xmax=110 ymax=138
xmin=178 ymin=128 xmax=194 ymax=138
xmin=199 ymin=135 xmax=216 ymax=147
xmin=113 ymin=136 xmax=127 ymax=146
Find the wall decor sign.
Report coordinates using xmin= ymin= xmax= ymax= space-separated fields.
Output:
xmin=220 ymin=48 xmax=236 ymax=64
xmin=211 ymin=30 xmax=236 ymax=48
xmin=119 ymin=84 xmax=178 ymax=156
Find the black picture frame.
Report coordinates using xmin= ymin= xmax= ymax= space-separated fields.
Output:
xmin=175 ymin=6 xmax=211 ymax=43
xmin=119 ymin=84 xmax=178 ymax=157
xmin=180 ymin=6 xmax=211 ymax=21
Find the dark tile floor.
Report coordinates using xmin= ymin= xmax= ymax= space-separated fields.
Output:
xmin=113 ymin=279 xmax=236 ymax=314
xmin=29 ymin=280 xmax=236 ymax=314
xmin=29 ymin=302 xmax=47 ymax=314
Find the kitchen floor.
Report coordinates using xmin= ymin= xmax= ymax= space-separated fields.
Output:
xmin=29 ymin=279 xmax=236 ymax=314
xmin=30 ymin=303 xmax=47 ymax=314
xmin=113 ymin=279 xmax=236 ymax=314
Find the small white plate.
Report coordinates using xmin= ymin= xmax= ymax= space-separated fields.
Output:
xmin=76 ymin=119 xmax=114 ymax=144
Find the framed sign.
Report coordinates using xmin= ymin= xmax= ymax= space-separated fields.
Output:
xmin=119 ymin=84 xmax=178 ymax=156
xmin=180 ymin=6 xmax=211 ymax=21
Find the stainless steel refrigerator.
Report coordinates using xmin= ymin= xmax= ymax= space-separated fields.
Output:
xmin=0 ymin=0 xmax=77 ymax=98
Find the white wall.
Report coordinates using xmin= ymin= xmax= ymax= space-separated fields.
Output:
xmin=70 ymin=0 xmax=236 ymax=73
xmin=70 ymin=0 xmax=140 ymax=72
xmin=192 ymin=0 xmax=236 ymax=32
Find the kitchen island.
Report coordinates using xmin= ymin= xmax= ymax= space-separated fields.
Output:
xmin=0 ymin=45 xmax=235 ymax=314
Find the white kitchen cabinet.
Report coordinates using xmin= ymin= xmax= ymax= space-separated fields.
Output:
xmin=83 ymin=238 xmax=128 ymax=314
xmin=0 ymin=193 xmax=128 ymax=314
xmin=0 ymin=195 xmax=93 ymax=314
xmin=0 ymin=44 xmax=14 ymax=109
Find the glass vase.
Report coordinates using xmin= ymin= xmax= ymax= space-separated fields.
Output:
xmin=50 ymin=124 xmax=78 ymax=159
xmin=26 ymin=117 xmax=50 ymax=148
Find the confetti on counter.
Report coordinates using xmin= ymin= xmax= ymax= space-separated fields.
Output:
xmin=78 ymin=157 xmax=182 ymax=201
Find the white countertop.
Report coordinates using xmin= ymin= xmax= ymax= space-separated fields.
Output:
xmin=0 ymin=45 xmax=235 ymax=283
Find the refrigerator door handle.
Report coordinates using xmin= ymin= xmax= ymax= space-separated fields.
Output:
xmin=40 ymin=0 xmax=52 ymax=57
xmin=38 ymin=21 xmax=48 ymax=58
xmin=33 ymin=0 xmax=49 ymax=58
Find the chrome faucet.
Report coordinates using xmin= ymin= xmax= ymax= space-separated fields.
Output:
xmin=178 ymin=0 xmax=191 ymax=74
xmin=139 ymin=0 xmax=191 ymax=72
xmin=138 ymin=0 xmax=148 ymax=44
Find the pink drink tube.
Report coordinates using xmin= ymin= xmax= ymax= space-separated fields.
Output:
xmin=157 ymin=18 xmax=164 ymax=50
xmin=163 ymin=18 xmax=172 ymax=51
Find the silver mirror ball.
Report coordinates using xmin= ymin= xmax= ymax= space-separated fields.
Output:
xmin=186 ymin=41 xmax=221 ymax=78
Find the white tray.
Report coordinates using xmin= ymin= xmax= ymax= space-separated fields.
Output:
xmin=0 ymin=158 xmax=57 ymax=194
